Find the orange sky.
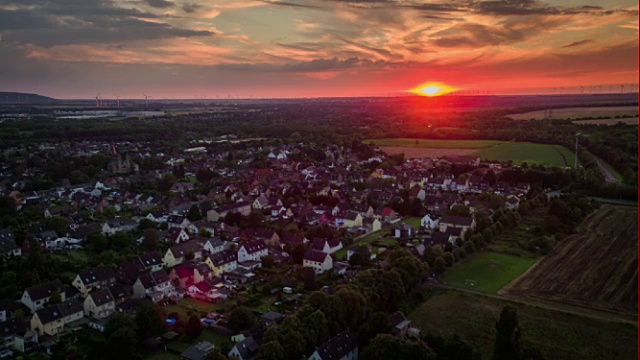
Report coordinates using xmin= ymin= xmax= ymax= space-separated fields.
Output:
xmin=0 ymin=0 xmax=637 ymax=98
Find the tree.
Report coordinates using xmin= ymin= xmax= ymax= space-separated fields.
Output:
xmin=228 ymin=306 xmax=256 ymax=332
xmin=447 ymin=205 xmax=471 ymax=217
xmin=288 ymin=243 xmax=307 ymax=264
xmin=302 ymin=267 xmax=316 ymax=291
xmin=49 ymin=292 xmax=62 ymax=305
xmin=362 ymin=334 xmax=435 ymax=360
xmin=139 ymin=218 xmax=156 ymax=231
xmin=187 ymin=204 xmax=203 ymax=221
xmin=136 ymin=303 xmax=164 ymax=339
xmin=357 ymin=312 xmax=392 ymax=347
xmin=185 ymin=314 xmax=203 ymax=339
xmin=142 ymin=228 xmax=160 ymax=251
xmin=492 ymin=306 xmax=522 ymax=360
xmin=434 ymin=257 xmax=446 ymax=274
xmin=257 ymin=341 xmax=285 ymax=360
xmin=105 ymin=324 xmax=138 ymax=359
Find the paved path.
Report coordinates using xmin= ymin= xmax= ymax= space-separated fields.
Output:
xmin=593 ymin=157 xmax=621 ymax=184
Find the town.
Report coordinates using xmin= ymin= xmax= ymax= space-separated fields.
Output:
xmin=0 ymin=133 xmax=571 ymax=360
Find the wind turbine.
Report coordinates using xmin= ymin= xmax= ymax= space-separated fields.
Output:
xmin=114 ymin=95 xmax=121 ymax=108
xmin=95 ymin=94 xmax=101 ymax=107
xmin=143 ymin=94 xmax=151 ymax=108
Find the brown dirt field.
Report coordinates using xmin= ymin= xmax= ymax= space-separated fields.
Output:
xmin=379 ymin=146 xmax=478 ymax=158
xmin=572 ymin=118 xmax=638 ymax=125
xmin=502 ymin=205 xmax=638 ymax=316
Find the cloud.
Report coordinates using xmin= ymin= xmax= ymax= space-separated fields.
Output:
xmin=263 ymin=1 xmax=323 ymax=9
xmin=142 ymin=0 xmax=175 ymax=9
xmin=182 ymin=3 xmax=202 ymax=13
xmin=561 ymin=39 xmax=594 ymax=48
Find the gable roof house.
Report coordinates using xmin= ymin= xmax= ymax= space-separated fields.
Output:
xmin=132 ymin=269 xmax=176 ymax=303
xmin=138 ymin=251 xmax=164 ymax=272
xmin=163 ymin=240 xmax=204 ymax=267
xmin=21 ymin=280 xmax=66 ymax=313
xmin=72 ymin=266 xmax=117 ymax=297
xmin=205 ymin=250 xmax=238 ymax=277
xmin=166 ymin=228 xmax=190 ymax=244
xmin=303 ymin=251 xmax=333 ymax=274
xmin=0 ymin=229 xmax=21 ymax=258
xmin=311 ymin=239 xmax=343 ymax=255
xmin=228 ymin=335 xmax=260 ymax=360
xmin=308 ymin=330 xmax=358 ymax=360
xmin=438 ymin=215 xmax=475 ymax=234
xmin=83 ymin=288 xmax=115 ymax=319
xmin=237 ymin=239 xmax=268 ymax=263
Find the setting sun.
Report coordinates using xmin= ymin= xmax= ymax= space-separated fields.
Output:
xmin=409 ymin=82 xmax=458 ymax=97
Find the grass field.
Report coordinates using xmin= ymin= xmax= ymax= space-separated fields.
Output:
xmin=366 ymin=138 xmax=504 ymax=148
xmin=488 ymin=211 xmax=545 ymax=257
xmin=507 ymin=106 xmax=639 ymax=120
xmin=409 ymin=290 xmax=638 ymax=360
xmin=443 ymin=252 xmax=537 ymax=294
xmin=504 ymin=205 xmax=638 ymax=315
xmin=472 ymin=143 xmax=575 ymax=166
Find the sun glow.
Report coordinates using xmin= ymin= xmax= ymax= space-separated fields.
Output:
xmin=409 ymin=82 xmax=458 ymax=97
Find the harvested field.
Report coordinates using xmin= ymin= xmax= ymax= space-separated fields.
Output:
xmin=503 ymin=205 xmax=638 ymax=315
xmin=379 ymin=146 xmax=478 ymax=158
xmin=507 ymin=106 xmax=638 ymax=120
xmin=573 ymin=118 xmax=638 ymax=125
xmin=409 ymin=290 xmax=638 ymax=360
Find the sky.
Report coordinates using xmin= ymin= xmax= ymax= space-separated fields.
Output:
xmin=0 ymin=0 xmax=637 ymax=98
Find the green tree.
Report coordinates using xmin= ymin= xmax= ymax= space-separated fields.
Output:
xmin=228 ymin=306 xmax=256 ymax=332
xmin=446 ymin=205 xmax=471 ymax=217
xmin=492 ymin=306 xmax=522 ymax=360
xmin=187 ymin=204 xmax=203 ymax=221
xmin=135 ymin=303 xmax=164 ymax=339
xmin=257 ymin=341 xmax=285 ymax=360
xmin=357 ymin=312 xmax=392 ymax=347
xmin=434 ymin=257 xmax=446 ymax=274
xmin=362 ymin=334 xmax=434 ymax=360
xmin=185 ymin=314 xmax=203 ymax=339
xmin=142 ymin=228 xmax=160 ymax=251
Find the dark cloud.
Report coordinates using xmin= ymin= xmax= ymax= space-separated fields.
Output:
xmin=216 ymin=56 xmax=389 ymax=73
xmin=337 ymin=37 xmax=395 ymax=58
xmin=263 ymin=1 xmax=323 ymax=9
xmin=561 ymin=39 xmax=594 ymax=48
xmin=182 ymin=3 xmax=202 ymax=13
xmin=142 ymin=0 xmax=175 ymax=9
xmin=472 ymin=0 xmax=636 ymax=16
xmin=0 ymin=0 xmax=212 ymax=47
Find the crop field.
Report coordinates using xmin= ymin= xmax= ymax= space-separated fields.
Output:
xmin=503 ymin=205 xmax=638 ymax=316
xmin=442 ymin=252 xmax=537 ymax=294
xmin=472 ymin=143 xmax=575 ymax=166
xmin=573 ymin=118 xmax=638 ymax=125
xmin=366 ymin=138 xmax=504 ymax=148
xmin=409 ymin=290 xmax=638 ymax=360
xmin=507 ymin=106 xmax=639 ymax=120
xmin=369 ymin=138 xmax=575 ymax=166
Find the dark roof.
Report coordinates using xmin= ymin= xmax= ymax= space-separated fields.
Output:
xmin=440 ymin=215 xmax=473 ymax=227
xmin=426 ymin=232 xmax=451 ymax=247
xmin=58 ymin=299 xmax=83 ymax=317
xmin=181 ymin=341 xmax=215 ymax=360
xmin=389 ymin=311 xmax=406 ymax=327
xmin=232 ymin=336 xmax=260 ymax=359
xmin=26 ymin=280 xmax=64 ymax=301
xmin=170 ymin=240 xmax=202 ymax=257
xmin=0 ymin=317 xmax=27 ymax=337
xmin=89 ymin=288 xmax=114 ymax=307
xmin=35 ymin=305 xmax=64 ymax=324
xmin=241 ymin=239 xmax=267 ymax=254
xmin=314 ymin=331 xmax=357 ymax=360
xmin=78 ymin=266 xmax=116 ymax=286
xmin=0 ymin=229 xmax=16 ymax=241
xmin=208 ymin=250 xmax=237 ymax=267
xmin=138 ymin=251 xmax=163 ymax=269
xmin=304 ymin=250 xmax=329 ymax=263
xmin=117 ymin=260 xmax=143 ymax=285
xmin=205 ymin=237 xmax=225 ymax=248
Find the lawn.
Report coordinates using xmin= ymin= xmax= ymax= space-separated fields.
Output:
xmin=472 ymin=143 xmax=575 ymax=167
xmin=335 ymin=228 xmax=388 ymax=260
xmin=409 ymin=289 xmax=638 ymax=360
xmin=488 ymin=211 xmax=546 ymax=257
xmin=443 ymin=252 xmax=536 ymax=294
xmin=366 ymin=138 xmax=504 ymax=149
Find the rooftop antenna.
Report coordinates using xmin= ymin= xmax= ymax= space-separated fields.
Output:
xmin=143 ymin=93 xmax=151 ymax=108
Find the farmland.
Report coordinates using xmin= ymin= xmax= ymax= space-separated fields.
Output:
xmin=369 ymin=138 xmax=575 ymax=166
xmin=442 ymin=252 xmax=537 ymax=294
xmin=573 ymin=118 xmax=638 ymax=125
xmin=472 ymin=143 xmax=575 ymax=166
xmin=507 ymin=106 xmax=639 ymax=120
xmin=409 ymin=289 xmax=638 ymax=360
xmin=503 ymin=205 xmax=638 ymax=316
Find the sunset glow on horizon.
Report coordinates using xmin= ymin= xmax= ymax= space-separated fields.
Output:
xmin=0 ymin=0 xmax=637 ymax=98
xmin=409 ymin=83 xmax=459 ymax=97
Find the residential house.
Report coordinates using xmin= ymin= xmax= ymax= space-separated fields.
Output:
xmin=205 ymin=250 xmax=238 ymax=277
xmin=303 ymin=251 xmax=333 ymax=274
xmin=0 ymin=318 xmax=38 ymax=356
xmin=72 ymin=266 xmax=117 ymax=297
xmin=203 ymin=237 xmax=226 ymax=255
xmin=237 ymin=240 xmax=268 ymax=263
xmin=336 ymin=211 xmax=363 ymax=228
xmin=438 ymin=215 xmax=475 ymax=234
xmin=420 ymin=214 xmax=440 ymax=230
xmin=228 ymin=336 xmax=260 ymax=360
xmin=132 ymin=270 xmax=175 ymax=303
xmin=260 ymin=312 xmax=285 ymax=328
xmin=311 ymin=239 xmax=343 ymax=255
xmin=389 ymin=311 xmax=412 ymax=337
xmin=308 ymin=330 xmax=358 ymax=360
xmin=207 ymin=201 xmax=251 ymax=222
xmin=101 ymin=218 xmax=137 ymax=235
xmin=167 ymin=215 xmax=191 ymax=230
xmin=163 ymin=240 xmax=203 ymax=267
xmin=393 ymin=224 xmax=416 ymax=239
xmin=0 ymin=230 xmax=20 ymax=258
xmin=21 ymin=280 xmax=66 ymax=313
xmin=166 ymin=228 xmax=190 ymax=244
xmin=83 ymin=288 xmax=115 ymax=319
xmin=182 ymin=341 xmax=216 ymax=360
xmin=30 ymin=306 xmax=63 ymax=336
xmin=138 ymin=251 xmax=164 ymax=272
xmin=169 ymin=262 xmax=208 ymax=289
